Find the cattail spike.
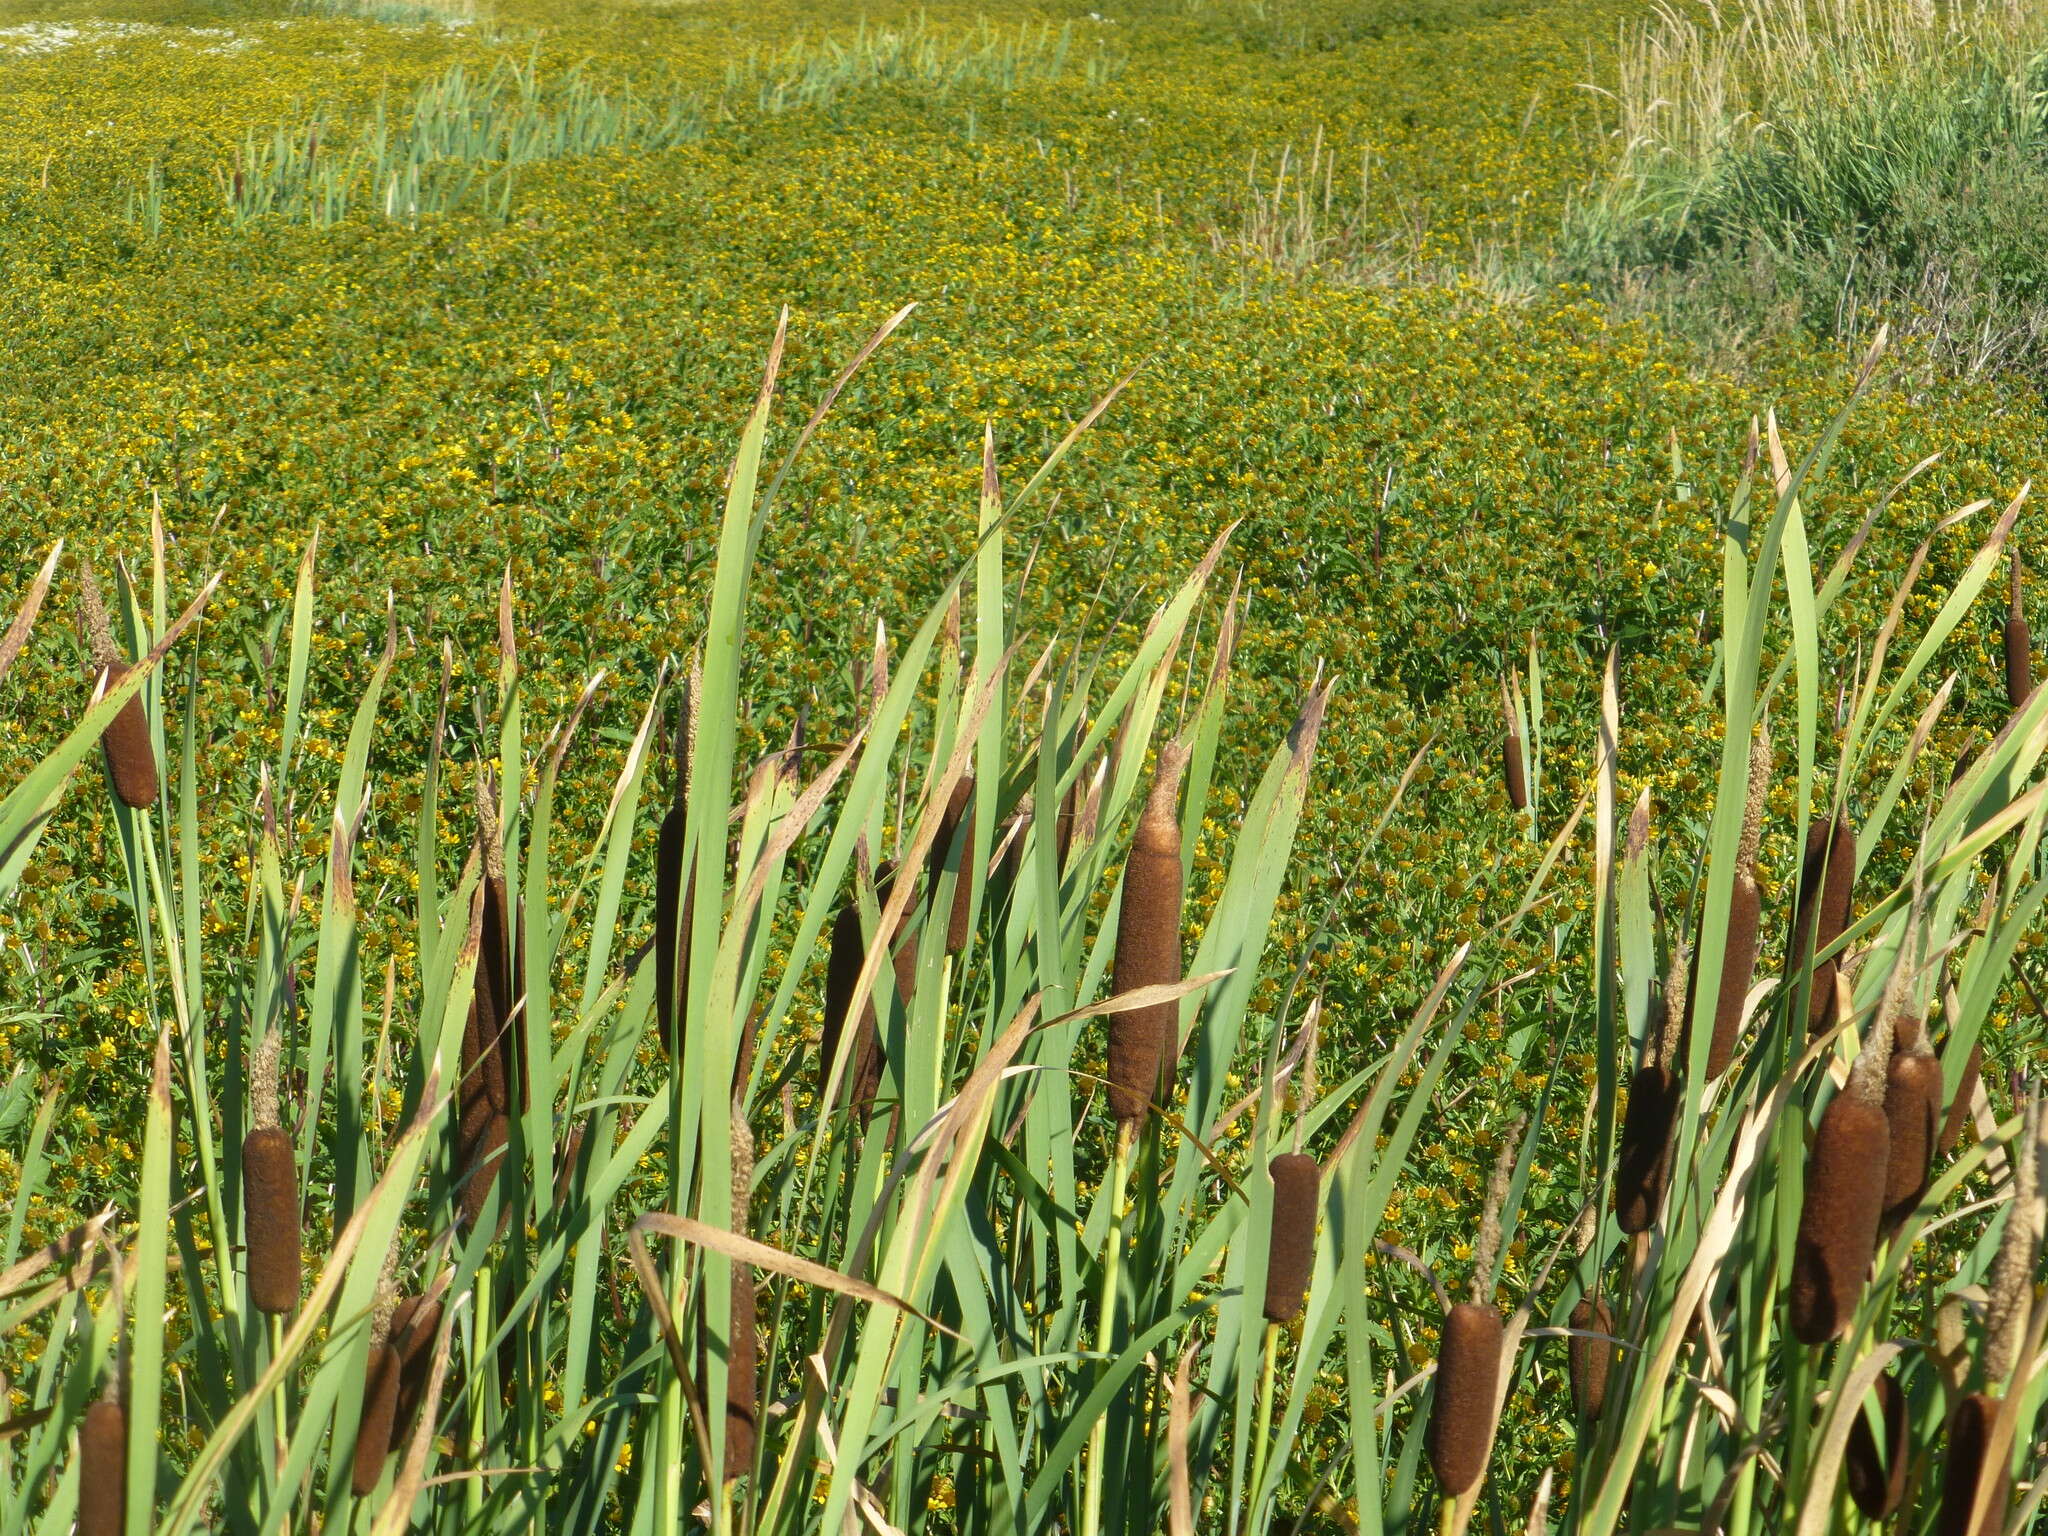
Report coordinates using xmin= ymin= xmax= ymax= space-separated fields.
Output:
xmin=1469 ymin=1120 xmax=1522 ymax=1305
xmin=1614 ymin=1065 xmax=1679 ymax=1234
xmin=1566 ymin=1298 xmax=1614 ymax=1421
xmin=1981 ymin=1091 xmax=2043 ymax=1388
xmin=1263 ymin=1153 xmax=1320 ymax=1324
xmin=352 ymin=1340 xmax=402 ymax=1496
xmin=1935 ymin=1392 xmax=2009 ymax=1536
xmin=1107 ymin=743 xmax=1188 ymax=1124
xmin=928 ymin=775 xmax=976 ymax=954
xmin=1706 ymin=873 xmax=1762 ymax=1079
xmin=76 ymin=1397 xmax=126 ymax=1536
xmin=1844 ymin=1369 xmax=1910 ymax=1520
xmin=1791 ymin=816 xmax=1856 ymax=1035
xmin=1736 ymin=725 xmax=1772 ymax=876
xmin=1790 ymin=998 xmax=1891 ymax=1343
xmin=1429 ymin=1302 xmax=1504 ymax=1497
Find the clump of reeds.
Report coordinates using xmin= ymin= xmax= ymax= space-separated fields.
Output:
xmin=77 ymin=1393 xmax=126 ymax=1536
xmin=1705 ymin=727 xmax=1771 ymax=1079
xmin=1615 ymin=952 xmax=1686 ymax=1234
xmin=1789 ymin=815 xmax=1855 ymax=1035
xmin=1500 ymin=676 xmax=1527 ymax=813
xmin=1262 ymin=1152 xmax=1320 ymax=1324
xmin=77 ymin=562 xmax=156 ymax=810
xmin=1789 ymin=975 xmax=1892 ymax=1344
xmin=352 ymin=1293 xmax=402 ymax=1496
xmin=1844 ymin=1369 xmax=1909 ymax=1520
xmin=1428 ymin=1126 xmax=1519 ymax=1498
xmin=241 ymin=1028 xmax=301 ymax=1315
xmin=1107 ymin=743 xmax=1187 ymax=1125
xmin=2004 ymin=548 xmax=2031 ymax=709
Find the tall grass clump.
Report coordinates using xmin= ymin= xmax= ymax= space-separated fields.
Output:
xmin=1567 ymin=0 xmax=2048 ymax=376
xmin=6 ymin=325 xmax=2048 ymax=1532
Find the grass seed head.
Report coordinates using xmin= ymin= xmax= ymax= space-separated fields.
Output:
xmin=1844 ymin=1369 xmax=1910 ymax=1521
xmin=77 ymin=1397 xmax=125 ymax=1536
xmin=1566 ymin=1297 xmax=1614 ymax=1421
xmin=1428 ymin=1302 xmax=1503 ymax=1497
xmin=1614 ymin=1064 xmax=1679 ymax=1234
xmin=1262 ymin=1152 xmax=1320 ymax=1324
xmin=1789 ymin=1091 xmax=1889 ymax=1343
xmin=1107 ymin=743 xmax=1187 ymax=1124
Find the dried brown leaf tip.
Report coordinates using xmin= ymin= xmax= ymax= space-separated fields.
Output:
xmin=2005 ymin=547 xmax=2032 ymax=710
xmin=927 ymin=774 xmax=976 ymax=954
xmin=1500 ymin=675 xmax=1527 ymax=813
xmin=1107 ymin=742 xmax=1188 ymax=1125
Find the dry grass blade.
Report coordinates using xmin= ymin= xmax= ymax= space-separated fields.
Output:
xmin=0 ymin=541 xmax=61 ymax=685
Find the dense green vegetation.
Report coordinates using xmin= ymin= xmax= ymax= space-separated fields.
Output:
xmin=2 ymin=0 xmax=2046 ymax=1529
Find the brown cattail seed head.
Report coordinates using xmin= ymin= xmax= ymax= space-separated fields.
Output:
xmin=1935 ymin=1392 xmax=2009 ymax=1536
xmin=456 ymin=1111 xmax=509 ymax=1232
xmin=1428 ymin=1302 xmax=1503 ymax=1497
xmin=2005 ymin=550 xmax=2032 ymax=709
xmin=1263 ymin=1153 xmax=1319 ymax=1324
xmin=928 ymin=775 xmax=976 ymax=954
xmin=1940 ymin=1038 xmax=1983 ymax=1156
xmin=93 ymin=660 xmax=158 ymax=810
xmin=387 ymin=1295 xmax=442 ymax=1440
xmin=654 ymin=798 xmax=691 ymax=1057
xmin=77 ymin=1398 xmax=126 ymax=1536
xmin=1614 ymin=1065 xmax=1679 ymax=1234
xmin=1789 ymin=1092 xmax=1889 ymax=1343
xmin=242 ymin=1126 xmax=301 ymax=1315
xmin=1567 ymin=1298 xmax=1614 ymax=1421
xmin=1469 ymin=1121 xmax=1522 ymax=1304
xmin=1107 ymin=745 xmax=1186 ymax=1124
xmin=1882 ymin=1047 xmax=1942 ymax=1235
xmin=1706 ymin=874 xmax=1762 ymax=1080
xmin=1791 ymin=818 xmax=1856 ymax=1034
xmin=1844 ymin=1369 xmax=1910 ymax=1520
xmin=352 ymin=1341 xmax=401 ymax=1495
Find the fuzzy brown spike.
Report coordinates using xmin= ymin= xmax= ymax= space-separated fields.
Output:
xmin=1790 ymin=817 xmax=1856 ymax=1034
xmin=1706 ymin=874 xmax=1761 ymax=1080
xmin=2005 ymin=549 xmax=2032 ymax=710
xmin=1566 ymin=1298 xmax=1614 ymax=1421
xmin=1934 ymin=1392 xmax=2009 ymax=1536
xmin=1428 ymin=1302 xmax=1504 ymax=1497
xmin=654 ymin=793 xmax=691 ymax=1058
xmin=1882 ymin=1047 xmax=1942 ymax=1237
xmin=1844 ymin=1369 xmax=1910 ymax=1520
xmin=387 ymin=1294 xmax=443 ymax=1441
xmin=928 ymin=775 xmax=976 ymax=954
xmin=1614 ymin=1065 xmax=1679 ymax=1234
xmin=77 ymin=1397 xmax=126 ymax=1536
xmin=352 ymin=1339 xmax=402 ymax=1496
xmin=1262 ymin=1153 xmax=1320 ymax=1324
xmin=1790 ymin=1026 xmax=1891 ymax=1343
xmin=818 ymin=866 xmax=908 ymax=1126
xmin=242 ymin=1124 xmax=301 ymax=1315
xmin=1107 ymin=744 xmax=1187 ymax=1125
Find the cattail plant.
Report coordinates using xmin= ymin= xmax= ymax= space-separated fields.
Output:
xmin=1567 ymin=1296 xmax=1614 ymax=1421
xmin=77 ymin=562 xmax=156 ymax=810
xmin=352 ymin=1298 xmax=402 ymax=1496
xmin=1882 ymin=1022 xmax=1942 ymax=1236
xmin=1843 ymin=1370 xmax=1909 ymax=1520
xmin=1705 ymin=726 xmax=1770 ymax=1079
xmin=2004 ymin=548 xmax=2031 ymax=709
xmin=1789 ymin=815 xmax=1855 ymax=1035
xmin=241 ymin=1029 xmax=300 ymax=1315
xmin=1789 ymin=975 xmax=1892 ymax=1344
xmin=1106 ymin=742 xmax=1188 ymax=1126
xmin=76 ymin=1394 xmax=125 ymax=1536
xmin=1428 ymin=1126 xmax=1518 ymax=1504
xmin=1615 ymin=956 xmax=1686 ymax=1234
xmin=1262 ymin=1152 xmax=1320 ymax=1325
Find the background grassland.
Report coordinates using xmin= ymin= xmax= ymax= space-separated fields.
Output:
xmin=4 ymin=0 xmax=2048 ymax=1523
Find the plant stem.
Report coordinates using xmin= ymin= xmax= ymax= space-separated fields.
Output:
xmin=267 ymin=1312 xmax=290 ymax=1484
xmin=1080 ymin=1123 xmax=1134 ymax=1536
xmin=1247 ymin=1320 xmax=1281 ymax=1528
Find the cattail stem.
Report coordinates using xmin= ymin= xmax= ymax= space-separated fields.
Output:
xmin=1079 ymin=1125 xmax=1133 ymax=1536
xmin=1247 ymin=1321 xmax=1282 ymax=1517
xmin=268 ymin=1313 xmax=291 ymax=1477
